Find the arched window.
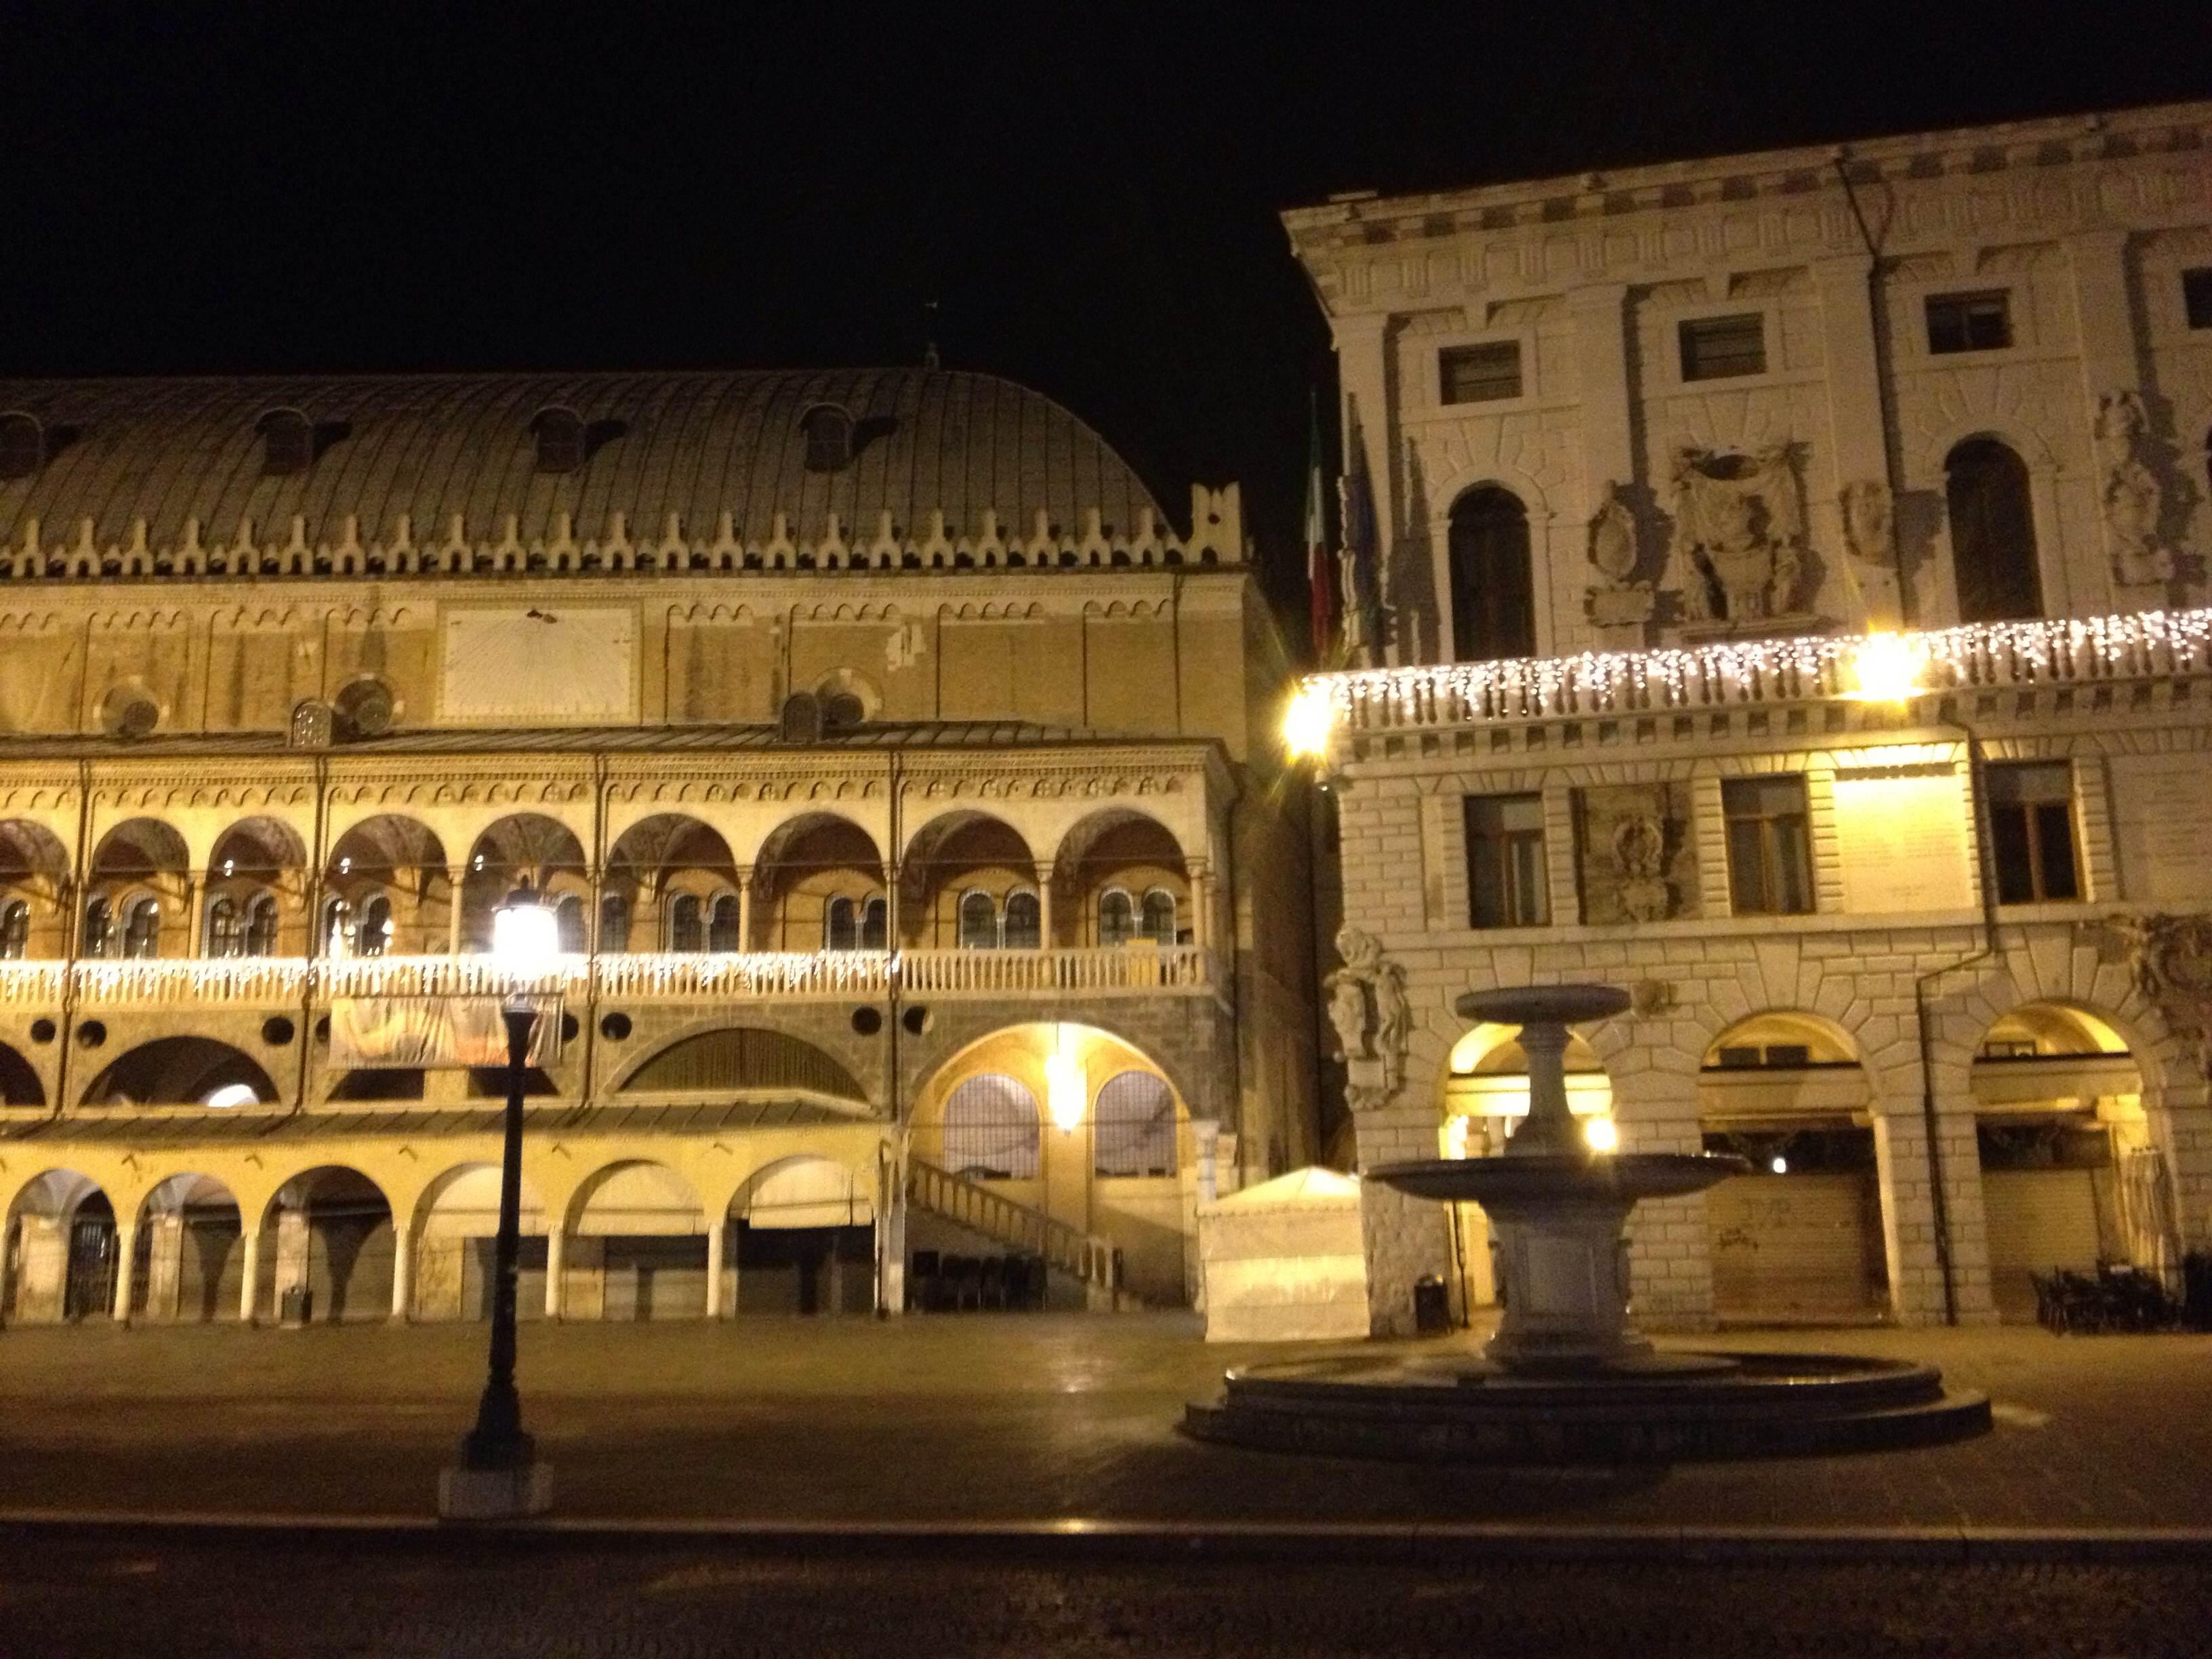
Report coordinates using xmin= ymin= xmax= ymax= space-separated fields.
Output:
xmin=122 ymin=895 xmax=161 ymax=960
xmin=706 ymin=893 xmax=741 ymax=954
xmin=0 ymin=411 xmax=45 ymax=481
xmin=203 ymin=895 xmax=241 ymax=958
xmin=321 ymin=895 xmax=351 ymax=955
xmin=1448 ymin=486 xmax=1537 ymax=663
xmin=942 ymin=1073 xmax=1041 ymax=1179
xmin=668 ymin=892 xmax=704 ymax=953
xmin=958 ymin=889 xmax=1000 ymax=949
xmin=825 ymin=895 xmax=858 ymax=951
xmin=244 ymin=893 xmax=279 ymax=957
xmin=82 ymin=895 xmax=113 ymax=958
xmin=357 ymin=893 xmax=392 ymax=957
xmin=531 ymin=407 xmax=585 ymax=474
xmin=1003 ymin=890 xmax=1042 ymax=950
xmin=1 ymin=899 xmax=29 ymax=960
xmin=1140 ymin=888 xmax=1177 ymax=945
xmin=556 ymin=893 xmax=588 ymax=954
xmin=599 ymin=892 xmax=631 ymax=954
xmin=1098 ymin=888 xmax=1135 ymax=947
xmin=256 ymin=409 xmax=313 ymax=477
xmin=1094 ymin=1070 xmax=1177 ymax=1177
xmin=1947 ymin=437 xmax=2043 ymax=622
xmin=860 ymin=895 xmax=888 ymax=950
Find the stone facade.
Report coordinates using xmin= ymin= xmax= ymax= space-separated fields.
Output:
xmin=1289 ymin=102 xmax=2212 ymax=1333
xmin=0 ymin=368 xmax=1317 ymax=1327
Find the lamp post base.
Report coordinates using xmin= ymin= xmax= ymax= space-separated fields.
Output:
xmin=437 ymin=1456 xmax=554 ymax=1521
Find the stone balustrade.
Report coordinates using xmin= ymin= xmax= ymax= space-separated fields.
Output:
xmin=0 ymin=946 xmax=1218 ymax=1010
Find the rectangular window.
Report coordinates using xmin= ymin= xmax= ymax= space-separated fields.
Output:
xmin=1679 ymin=312 xmax=1767 ymax=381
xmin=2185 ymin=268 xmax=2212 ymax=331
xmin=1926 ymin=290 xmax=2013 ymax=354
xmin=1722 ymin=776 xmax=1814 ymax=916
xmin=1986 ymin=761 xmax=2080 ymax=904
xmin=1439 ymin=340 xmax=1523 ymax=404
xmin=1465 ymin=793 xmax=1549 ymax=928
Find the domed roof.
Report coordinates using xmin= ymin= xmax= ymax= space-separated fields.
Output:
xmin=0 ymin=368 xmax=1169 ymax=554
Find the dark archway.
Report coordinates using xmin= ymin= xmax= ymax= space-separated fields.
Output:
xmin=617 ymin=1026 xmax=866 ymax=1103
xmin=81 ymin=1038 xmax=279 ymax=1107
xmin=0 ymin=1041 xmax=43 ymax=1106
xmin=1946 ymin=437 xmax=2043 ymax=622
xmin=1448 ymin=485 xmax=1536 ymax=663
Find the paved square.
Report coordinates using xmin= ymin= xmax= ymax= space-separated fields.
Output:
xmin=2 ymin=1313 xmax=2208 ymax=1529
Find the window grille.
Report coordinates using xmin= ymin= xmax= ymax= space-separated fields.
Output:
xmin=1723 ymin=776 xmax=1815 ymax=916
xmin=204 ymin=896 xmax=241 ymax=958
xmin=941 ymin=1073 xmax=1040 ymax=1179
xmin=1679 ymin=313 xmax=1767 ymax=380
xmin=0 ymin=899 xmax=27 ymax=960
xmin=860 ymin=895 xmax=888 ymax=950
xmin=598 ymin=893 xmax=631 ymax=954
xmin=1003 ymin=890 xmax=1042 ymax=949
xmin=668 ymin=893 xmax=704 ymax=953
xmin=1139 ymin=888 xmax=1176 ymax=945
xmin=82 ymin=896 xmax=112 ymax=958
xmin=825 ymin=895 xmax=858 ymax=951
xmin=1094 ymin=1070 xmax=1176 ymax=1176
xmin=958 ymin=890 xmax=1000 ymax=949
xmin=557 ymin=893 xmax=589 ymax=953
xmin=358 ymin=894 xmax=392 ymax=956
xmin=245 ymin=893 xmax=279 ymax=957
xmin=1465 ymin=794 xmax=1548 ymax=927
xmin=121 ymin=896 xmax=161 ymax=960
xmin=1098 ymin=888 xmax=1135 ymax=945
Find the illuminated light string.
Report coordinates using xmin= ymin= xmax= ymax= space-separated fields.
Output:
xmin=1300 ymin=606 xmax=2212 ymax=734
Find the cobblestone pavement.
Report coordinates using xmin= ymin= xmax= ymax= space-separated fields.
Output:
xmin=1 ymin=1313 xmax=2209 ymax=1530
xmin=4 ymin=1532 xmax=2211 ymax=1658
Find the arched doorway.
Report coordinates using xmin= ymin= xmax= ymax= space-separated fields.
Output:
xmin=913 ymin=1023 xmax=1191 ymax=1308
xmin=133 ymin=1173 xmax=245 ymax=1323
xmin=1971 ymin=1003 xmax=2156 ymax=1322
xmin=262 ymin=1166 xmax=396 ymax=1323
xmin=729 ymin=1156 xmax=876 ymax=1317
xmin=1698 ymin=1013 xmax=1887 ymax=1323
xmin=1447 ymin=485 xmax=1536 ymax=663
xmin=410 ymin=1163 xmax=549 ymax=1322
xmin=4 ymin=1170 xmax=117 ymax=1322
xmin=567 ymin=1161 xmax=708 ymax=1320
xmin=1946 ymin=436 xmax=2043 ymax=622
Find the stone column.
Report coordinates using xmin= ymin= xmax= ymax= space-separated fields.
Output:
xmin=446 ymin=867 xmax=468 ymax=954
xmin=19 ymin=1216 xmax=68 ymax=1323
xmin=184 ymin=874 xmax=207 ymax=957
xmin=145 ymin=1214 xmax=185 ymax=1321
xmin=110 ymin=1221 xmax=138 ymax=1323
xmin=274 ymin=1207 xmax=311 ymax=1323
xmin=238 ymin=1227 xmax=262 ymax=1324
xmin=1193 ymin=1120 xmax=1221 ymax=1203
xmin=544 ymin=1224 xmax=564 ymax=1319
xmin=1036 ymin=865 xmax=1054 ymax=949
xmin=704 ymin=1218 xmax=726 ymax=1319
xmin=390 ymin=1225 xmax=413 ymax=1321
xmin=735 ymin=869 xmax=754 ymax=954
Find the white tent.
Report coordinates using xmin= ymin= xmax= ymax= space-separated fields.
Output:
xmin=1197 ymin=1166 xmax=1368 ymax=1343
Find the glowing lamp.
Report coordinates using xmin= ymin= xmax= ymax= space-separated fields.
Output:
xmin=203 ymin=1082 xmax=260 ymax=1111
xmin=1046 ymin=1043 xmax=1086 ymax=1133
xmin=1769 ymin=1155 xmax=1789 ymax=1175
xmin=1282 ymin=682 xmax=1336 ymax=760
xmin=493 ymin=881 xmax=558 ymax=976
xmin=1847 ymin=632 xmax=1924 ymax=703
xmin=1582 ymin=1115 xmax=1618 ymax=1154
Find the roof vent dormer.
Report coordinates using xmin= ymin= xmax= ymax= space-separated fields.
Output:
xmin=0 ymin=412 xmax=46 ymax=482
xmin=800 ymin=404 xmax=855 ymax=473
xmin=255 ymin=408 xmax=347 ymax=478
xmin=532 ymin=406 xmax=586 ymax=474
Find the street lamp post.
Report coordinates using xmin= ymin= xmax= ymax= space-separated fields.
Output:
xmin=438 ymin=880 xmax=558 ymax=1520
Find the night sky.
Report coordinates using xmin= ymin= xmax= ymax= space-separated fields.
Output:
xmin=5 ymin=3 xmax=2203 ymax=640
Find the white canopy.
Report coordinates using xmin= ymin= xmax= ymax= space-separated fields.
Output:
xmin=1197 ymin=1166 xmax=1368 ymax=1343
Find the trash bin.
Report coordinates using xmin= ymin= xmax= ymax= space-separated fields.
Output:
xmin=279 ymin=1284 xmax=312 ymax=1327
xmin=1412 ymin=1274 xmax=1451 ymax=1334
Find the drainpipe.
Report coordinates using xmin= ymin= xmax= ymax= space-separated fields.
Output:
xmin=1910 ymin=707 xmax=1999 ymax=1326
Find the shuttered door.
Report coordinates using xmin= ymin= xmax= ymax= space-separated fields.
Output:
xmin=1708 ymin=1173 xmax=1885 ymax=1319
xmin=1983 ymin=1168 xmax=2102 ymax=1323
xmin=462 ymin=1237 xmax=548 ymax=1322
xmin=601 ymin=1237 xmax=708 ymax=1321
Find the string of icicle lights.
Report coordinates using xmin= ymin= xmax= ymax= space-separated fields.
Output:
xmin=1313 ymin=607 xmax=2212 ymax=729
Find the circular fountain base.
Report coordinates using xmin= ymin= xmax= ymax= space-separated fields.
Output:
xmin=1183 ymin=1348 xmax=1990 ymax=1463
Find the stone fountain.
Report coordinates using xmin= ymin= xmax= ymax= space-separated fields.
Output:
xmin=1185 ymin=984 xmax=1990 ymax=1462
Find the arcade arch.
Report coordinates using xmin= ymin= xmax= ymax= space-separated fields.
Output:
xmin=727 ymin=1154 xmax=877 ymax=1317
xmin=0 ymin=819 xmax=70 ymax=959
xmin=80 ymin=1037 xmax=281 ymax=1109
xmin=129 ymin=1173 xmax=245 ymax=1324
xmin=324 ymin=815 xmax=449 ymax=956
xmin=565 ymin=1160 xmax=708 ymax=1320
xmin=1053 ymin=809 xmax=1189 ymax=949
xmin=602 ymin=814 xmax=739 ymax=954
xmin=461 ymin=815 xmax=587 ymax=951
xmin=3 ymin=1169 xmax=117 ymax=1322
xmin=752 ymin=814 xmax=885 ymax=952
xmin=258 ymin=1166 xmax=396 ymax=1324
xmin=86 ymin=819 xmax=190 ymax=960
xmin=901 ymin=812 xmax=1036 ymax=949
xmin=408 ymin=1162 xmax=550 ymax=1322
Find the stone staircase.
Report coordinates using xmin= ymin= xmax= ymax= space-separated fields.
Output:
xmin=903 ymin=1156 xmax=1139 ymax=1311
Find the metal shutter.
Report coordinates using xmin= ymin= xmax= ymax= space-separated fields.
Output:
xmin=1708 ymin=1172 xmax=1885 ymax=1319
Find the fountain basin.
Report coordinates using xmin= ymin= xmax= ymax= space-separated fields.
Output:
xmin=1370 ymin=1153 xmax=1746 ymax=1207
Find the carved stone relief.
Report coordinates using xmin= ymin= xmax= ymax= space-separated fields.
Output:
xmin=1326 ymin=924 xmax=1410 ymax=1111
xmin=2110 ymin=911 xmax=2212 ymax=1078
xmin=1576 ymin=783 xmax=1698 ymax=926
xmin=2094 ymin=390 xmax=2171 ymax=588
xmin=1664 ymin=445 xmax=1807 ymax=625
xmin=1583 ymin=484 xmax=1654 ymax=628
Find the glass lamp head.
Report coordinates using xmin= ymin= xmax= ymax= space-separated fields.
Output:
xmin=1282 ymin=682 xmax=1336 ymax=760
xmin=493 ymin=880 xmax=559 ymax=973
xmin=1847 ymin=632 xmax=1925 ymax=703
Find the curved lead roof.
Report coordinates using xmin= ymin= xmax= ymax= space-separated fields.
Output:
xmin=0 ymin=369 xmax=1168 ymax=552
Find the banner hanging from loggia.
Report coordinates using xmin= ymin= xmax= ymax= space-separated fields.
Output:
xmin=329 ymin=996 xmax=565 ymax=1071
